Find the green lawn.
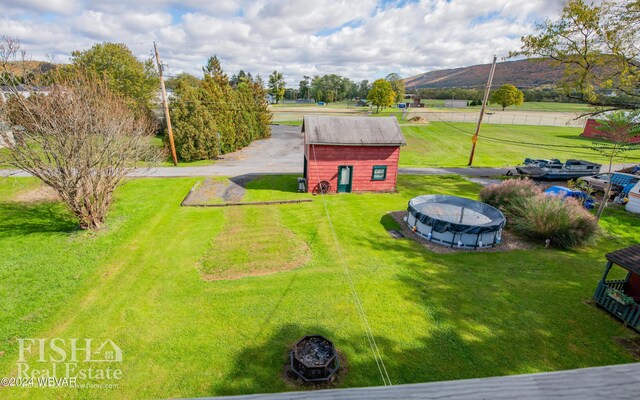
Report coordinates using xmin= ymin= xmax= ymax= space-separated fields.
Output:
xmin=1 ymin=175 xmax=639 ymax=399
xmin=0 ymin=148 xmax=14 ymax=169
xmin=150 ymin=136 xmax=218 ymax=167
xmin=274 ymin=101 xmax=361 ymax=109
xmin=400 ymin=122 xmax=640 ymax=167
xmin=274 ymin=101 xmax=593 ymax=114
xmin=492 ymin=101 xmax=595 ymax=113
xmin=273 ymin=120 xmax=303 ymax=126
xmin=156 ymin=159 xmax=217 ymax=167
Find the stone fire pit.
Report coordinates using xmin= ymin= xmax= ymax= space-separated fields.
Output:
xmin=289 ymin=335 xmax=340 ymax=383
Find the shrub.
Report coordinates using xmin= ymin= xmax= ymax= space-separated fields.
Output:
xmin=480 ymin=179 xmax=599 ymax=249
xmin=479 ymin=178 xmax=541 ymax=216
xmin=509 ymin=194 xmax=598 ymax=249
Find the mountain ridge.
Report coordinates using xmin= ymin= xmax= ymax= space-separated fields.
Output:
xmin=404 ymin=59 xmax=565 ymax=90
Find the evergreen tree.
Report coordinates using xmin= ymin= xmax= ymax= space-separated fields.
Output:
xmin=169 ymin=57 xmax=271 ymax=161
xmin=203 ymin=55 xmax=229 ymax=87
xmin=250 ymin=75 xmax=272 ymax=139
xmin=268 ymin=70 xmax=286 ymax=104
xmin=168 ymin=76 xmax=219 ymax=162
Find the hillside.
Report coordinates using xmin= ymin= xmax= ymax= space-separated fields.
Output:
xmin=404 ymin=59 xmax=565 ymax=90
xmin=1 ymin=60 xmax=56 ymax=79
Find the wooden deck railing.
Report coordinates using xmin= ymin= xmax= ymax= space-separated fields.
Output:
xmin=594 ymin=280 xmax=640 ymax=331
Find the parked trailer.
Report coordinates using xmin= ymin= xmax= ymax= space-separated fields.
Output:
xmin=626 ymin=181 xmax=640 ymax=214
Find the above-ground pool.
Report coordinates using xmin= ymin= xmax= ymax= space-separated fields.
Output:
xmin=406 ymin=195 xmax=506 ymax=249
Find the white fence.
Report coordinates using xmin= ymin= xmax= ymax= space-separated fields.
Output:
xmin=405 ymin=111 xmax=588 ymax=128
xmin=270 ymin=108 xmax=589 ymax=128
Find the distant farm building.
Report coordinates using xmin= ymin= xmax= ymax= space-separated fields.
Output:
xmin=444 ymin=99 xmax=468 ymax=108
xmin=582 ymin=118 xmax=640 ymax=144
xmin=302 ymin=116 xmax=406 ymax=193
xmin=406 ymin=94 xmax=424 ymax=108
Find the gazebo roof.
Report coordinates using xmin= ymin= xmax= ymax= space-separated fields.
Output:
xmin=606 ymin=244 xmax=640 ymax=275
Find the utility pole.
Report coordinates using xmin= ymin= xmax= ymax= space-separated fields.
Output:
xmin=153 ymin=42 xmax=178 ymax=166
xmin=467 ymin=55 xmax=497 ymax=166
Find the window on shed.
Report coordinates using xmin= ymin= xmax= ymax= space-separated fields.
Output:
xmin=371 ymin=166 xmax=387 ymax=181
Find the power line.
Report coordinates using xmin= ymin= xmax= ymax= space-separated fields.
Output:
xmin=425 ymin=112 xmax=640 ymax=160
xmin=468 ymin=54 xmax=497 ymax=166
xmin=158 ymin=96 xmax=640 ymax=160
xmin=310 ymin=144 xmax=392 ymax=387
xmin=154 ymin=42 xmax=178 ymax=166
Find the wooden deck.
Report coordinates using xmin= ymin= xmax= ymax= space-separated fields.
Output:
xmin=594 ymin=280 xmax=640 ymax=330
xmin=195 ymin=363 xmax=640 ymax=400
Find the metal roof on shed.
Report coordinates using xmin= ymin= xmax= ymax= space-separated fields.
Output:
xmin=302 ymin=116 xmax=406 ymax=146
xmin=607 ymin=244 xmax=640 ymax=275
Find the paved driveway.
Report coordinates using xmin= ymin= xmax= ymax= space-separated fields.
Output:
xmin=1 ymin=125 xmax=304 ymax=178
xmin=0 ymin=124 xmax=635 ymax=178
xmin=127 ymin=124 xmax=304 ymax=177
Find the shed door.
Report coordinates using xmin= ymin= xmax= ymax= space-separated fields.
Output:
xmin=337 ymin=166 xmax=352 ymax=193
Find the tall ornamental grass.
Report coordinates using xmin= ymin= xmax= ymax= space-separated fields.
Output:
xmin=479 ymin=178 xmax=541 ymax=216
xmin=480 ymin=179 xmax=598 ymax=249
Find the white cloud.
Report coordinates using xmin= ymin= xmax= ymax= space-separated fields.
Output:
xmin=1 ymin=0 xmax=81 ymax=14
xmin=2 ymin=0 xmax=561 ymax=85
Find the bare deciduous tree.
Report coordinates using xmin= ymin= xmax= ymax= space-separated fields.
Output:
xmin=0 ymin=38 xmax=158 ymax=230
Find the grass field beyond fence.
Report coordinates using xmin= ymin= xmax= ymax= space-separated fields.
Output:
xmin=400 ymin=122 xmax=640 ymax=167
xmin=0 ymin=175 xmax=639 ymax=399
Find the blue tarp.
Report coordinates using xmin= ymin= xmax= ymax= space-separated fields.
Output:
xmin=611 ymin=173 xmax=639 ymax=186
xmin=544 ymin=186 xmax=595 ymax=209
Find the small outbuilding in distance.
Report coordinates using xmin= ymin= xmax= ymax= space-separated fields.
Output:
xmin=302 ymin=116 xmax=406 ymax=194
xmin=582 ymin=116 xmax=640 ymax=143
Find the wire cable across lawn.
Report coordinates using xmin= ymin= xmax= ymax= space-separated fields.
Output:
xmin=426 ymin=112 xmax=640 ymax=161
xmin=310 ymin=144 xmax=392 ymax=386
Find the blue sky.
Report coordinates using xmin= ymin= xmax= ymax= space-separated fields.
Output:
xmin=0 ymin=0 xmax=563 ymax=85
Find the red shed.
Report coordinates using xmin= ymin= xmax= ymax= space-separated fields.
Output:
xmin=302 ymin=116 xmax=406 ymax=193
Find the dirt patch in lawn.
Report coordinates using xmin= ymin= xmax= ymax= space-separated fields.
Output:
xmin=198 ymin=206 xmax=311 ymax=280
xmin=13 ymin=185 xmax=59 ymax=203
xmin=613 ymin=336 xmax=640 ymax=360
xmin=183 ymin=176 xmax=257 ymax=205
xmin=408 ymin=116 xmax=428 ymax=123
xmin=388 ymin=211 xmax=536 ymax=254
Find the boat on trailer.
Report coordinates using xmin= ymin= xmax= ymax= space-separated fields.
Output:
xmin=516 ymin=158 xmax=602 ymax=180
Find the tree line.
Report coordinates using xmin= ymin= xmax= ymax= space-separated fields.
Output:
xmin=413 ymin=87 xmax=601 ymax=105
xmin=264 ymin=72 xmax=406 ymax=105
xmin=167 ymin=57 xmax=271 ymax=162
